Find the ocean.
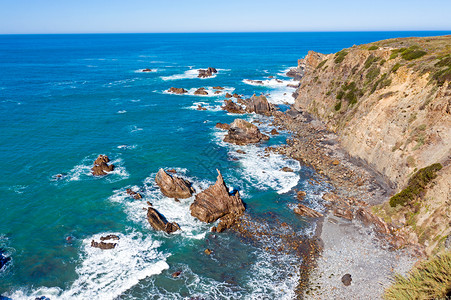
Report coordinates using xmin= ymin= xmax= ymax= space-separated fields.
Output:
xmin=0 ymin=31 xmax=448 ymax=299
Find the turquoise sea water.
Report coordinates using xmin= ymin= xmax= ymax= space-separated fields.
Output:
xmin=0 ymin=32 xmax=448 ymax=299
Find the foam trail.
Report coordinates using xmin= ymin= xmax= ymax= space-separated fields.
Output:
xmin=161 ymin=68 xmax=228 ymax=81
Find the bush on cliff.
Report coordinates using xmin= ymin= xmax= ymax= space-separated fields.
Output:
xmin=401 ymin=49 xmax=427 ymax=61
xmin=384 ymin=251 xmax=451 ymax=300
xmin=334 ymin=50 xmax=348 ymax=64
xmin=389 ymin=163 xmax=443 ymax=207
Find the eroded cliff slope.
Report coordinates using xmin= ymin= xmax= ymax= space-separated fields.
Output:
xmin=294 ymin=35 xmax=451 ymax=253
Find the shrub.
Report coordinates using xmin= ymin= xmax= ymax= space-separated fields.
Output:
xmin=401 ymin=49 xmax=427 ymax=60
xmin=384 ymin=252 xmax=451 ymax=300
xmin=334 ymin=50 xmax=348 ymax=64
xmin=345 ymin=91 xmax=357 ymax=104
xmin=316 ymin=59 xmax=327 ymax=69
xmin=336 ymin=90 xmax=345 ymax=100
xmin=366 ymin=66 xmax=380 ymax=82
xmin=364 ymin=54 xmax=380 ymax=69
xmin=379 ymin=59 xmax=386 ymax=65
xmin=368 ymin=45 xmax=378 ymax=50
xmin=389 ymin=163 xmax=443 ymax=207
xmin=334 ymin=101 xmax=342 ymax=111
xmin=435 ymin=54 xmax=451 ymax=68
xmin=432 ymin=67 xmax=451 ymax=86
xmin=389 ymin=48 xmax=406 ymax=60
xmin=391 ymin=63 xmax=402 ymax=73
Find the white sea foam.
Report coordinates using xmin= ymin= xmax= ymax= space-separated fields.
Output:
xmin=134 ymin=69 xmax=158 ymax=73
xmin=67 ymin=156 xmax=129 ymax=182
xmin=117 ymin=110 xmax=127 ymax=114
xmin=242 ymin=78 xmax=297 ymax=105
xmin=277 ymin=66 xmax=297 ymax=77
xmin=187 ymin=101 xmax=222 ymax=112
xmin=129 ymin=125 xmax=143 ymax=133
xmin=117 ymin=144 xmax=137 ymax=150
xmin=163 ymin=86 xmax=235 ymax=98
xmin=8 ymin=231 xmax=168 ymax=300
xmin=161 ymin=68 xmax=228 ymax=81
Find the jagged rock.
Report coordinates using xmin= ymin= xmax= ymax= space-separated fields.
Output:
xmin=100 ymin=234 xmax=120 ymax=241
xmin=286 ymin=68 xmax=304 ymax=80
xmin=232 ymin=93 xmax=241 ymax=99
xmin=225 ymin=93 xmax=232 ymax=98
xmin=172 ymin=271 xmax=182 ymax=278
xmin=297 ymin=190 xmax=307 ymax=200
xmin=355 ymin=208 xmax=390 ymax=234
xmin=244 ymin=94 xmax=272 ymax=115
xmin=333 ymin=205 xmax=353 ymax=220
xmin=444 ymin=235 xmax=451 ymax=249
xmin=281 ymin=167 xmax=294 ymax=172
xmin=341 ymin=274 xmax=352 ymax=286
xmin=197 ymin=104 xmax=207 ymax=111
xmin=270 ymin=129 xmax=279 ymax=135
xmin=215 ymin=213 xmax=241 ymax=232
xmin=168 ymin=87 xmax=188 ymax=94
xmin=126 ymin=189 xmax=143 ymax=199
xmin=91 ymin=240 xmax=117 ymax=250
xmin=294 ymin=204 xmax=323 ymax=218
xmin=190 ymin=170 xmax=245 ymax=223
xmin=166 ymin=169 xmax=177 ymax=173
xmin=236 ymin=150 xmax=246 ymax=154
xmin=213 ymin=86 xmax=224 ymax=90
xmin=198 ymin=67 xmax=217 ymax=78
xmin=155 ymin=168 xmax=195 ymax=199
xmin=222 ymin=99 xmax=245 ymax=114
xmin=223 ymin=119 xmax=269 ymax=145
xmin=216 ymin=122 xmax=231 ymax=130
xmin=194 ymin=88 xmax=208 ymax=95
xmin=147 ymin=207 xmax=180 ymax=234
xmin=142 ymin=68 xmax=152 ymax=72
xmin=91 ymin=155 xmax=115 ymax=176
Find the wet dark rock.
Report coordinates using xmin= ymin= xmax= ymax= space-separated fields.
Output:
xmin=142 ymin=68 xmax=152 ymax=72
xmin=190 ymin=170 xmax=245 ymax=223
xmin=213 ymin=86 xmax=224 ymax=90
xmin=236 ymin=150 xmax=246 ymax=154
xmin=225 ymin=93 xmax=232 ymax=98
xmin=222 ymin=99 xmax=245 ymax=114
xmin=270 ymin=129 xmax=279 ymax=135
xmin=155 ymin=168 xmax=195 ymax=199
xmin=197 ymin=104 xmax=207 ymax=111
xmin=91 ymin=155 xmax=115 ymax=176
xmin=204 ymin=249 xmax=212 ymax=255
xmin=341 ymin=273 xmax=352 ymax=286
xmin=147 ymin=207 xmax=180 ymax=234
xmin=126 ymin=188 xmax=143 ymax=199
xmin=215 ymin=122 xmax=231 ymax=130
xmin=224 ymin=119 xmax=269 ymax=145
xmin=99 ymin=234 xmax=120 ymax=241
xmin=168 ymin=87 xmax=188 ymax=94
xmin=198 ymin=67 xmax=217 ymax=78
xmin=172 ymin=270 xmax=182 ymax=278
xmin=281 ymin=167 xmax=294 ymax=172
xmin=91 ymin=240 xmax=117 ymax=250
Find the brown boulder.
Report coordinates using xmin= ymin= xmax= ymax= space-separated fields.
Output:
xmin=294 ymin=204 xmax=323 ymax=218
xmin=223 ymin=119 xmax=269 ymax=145
xmin=168 ymin=87 xmax=188 ymax=94
xmin=100 ymin=234 xmax=120 ymax=241
xmin=232 ymin=93 xmax=241 ymax=99
xmin=91 ymin=238 xmax=117 ymax=250
xmin=216 ymin=122 xmax=231 ymax=130
xmin=222 ymin=99 xmax=245 ymax=114
xmin=155 ymin=168 xmax=195 ymax=199
xmin=214 ymin=91 xmax=222 ymax=94
xmin=244 ymin=94 xmax=272 ymax=115
xmin=147 ymin=207 xmax=181 ymax=234
xmin=270 ymin=129 xmax=279 ymax=135
xmin=213 ymin=86 xmax=224 ymax=90
xmin=198 ymin=67 xmax=217 ymax=78
xmin=126 ymin=189 xmax=143 ymax=199
xmin=196 ymin=104 xmax=207 ymax=111
xmin=194 ymin=88 xmax=208 ymax=95
xmin=190 ymin=169 xmax=245 ymax=223
xmin=281 ymin=167 xmax=294 ymax=172
xmin=225 ymin=93 xmax=232 ymax=98
xmin=355 ymin=208 xmax=390 ymax=235
xmin=91 ymin=155 xmax=115 ymax=176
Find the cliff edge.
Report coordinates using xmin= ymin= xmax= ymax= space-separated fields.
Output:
xmin=294 ymin=35 xmax=451 ymax=254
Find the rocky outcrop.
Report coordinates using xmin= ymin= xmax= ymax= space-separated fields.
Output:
xmin=91 ymin=235 xmax=120 ymax=250
xmin=244 ymin=94 xmax=272 ymax=115
xmin=168 ymin=87 xmax=188 ymax=94
xmin=198 ymin=67 xmax=217 ymax=78
xmin=155 ymin=168 xmax=195 ymax=199
xmin=190 ymin=170 xmax=245 ymax=223
xmin=194 ymin=88 xmax=208 ymax=95
xmin=91 ymin=155 xmax=115 ymax=176
xmin=222 ymin=99 xmax=245 ymax=114
xmin=286 ymin=68 xmax=304 ymax=80
xmin=223 ymin=119 xmax=269 ymax=145
xmin=294 ymin=204 xmax=323 ymax=218
xmin=147 ymin=207 xmax=180 ymax=234
xmin=126 ymin=189 xmax=142 ymax=199
xmin=225 ymin=93 xmax=232 ymax=98
xmin=213 ymin=86 xmax=224 ymax=90
xmin=216 ymin=122 xmax=231 ymax=130
xmin=196 ymin=104 xmax=207 ymax=111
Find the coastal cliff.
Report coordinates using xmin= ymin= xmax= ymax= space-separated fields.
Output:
xmin=293 ymin=35 xmax=451 ymax=254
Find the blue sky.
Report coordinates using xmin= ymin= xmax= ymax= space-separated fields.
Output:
xmin=1 ymin=0 xmax=450 ymax=34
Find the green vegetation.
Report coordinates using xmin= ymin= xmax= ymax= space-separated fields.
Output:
xmin=316 ymin=59 xmax=327 ymax=69
xmin=340 ymin=81 xmax=362 ymax=105
xmin=364 ymin=54 xmax=380 ymax=69
xmin=391 ymin=63 xmax=402 ymax=73
xmin=368 ymin=45 xmax=378 ymax=50
xmin=390 ymin=48 xmax=406 ymax=60
xmin=366 ymin=66 xmax=381 ymax=82
xmin=432 ymin=54 xmax=451 ymax=86
xmin=371 ymin=73 xmax=392 ymax=94
xmin=401 ymin=49 xmax=427 ymax=60
xmin=389 ymin=163 xmax=443 ymax=207
xmin=379 ymin=59 xmax=386 ymax=65
xmin=334 ymin=50 xmax=348 ymax=64
xmin=336 ymin=90 xmax=345 ymax=100
xmin=334 ymin=101 xmax=342 ymax=111
xmin=384 ymin=251 xmax=451 ymax=300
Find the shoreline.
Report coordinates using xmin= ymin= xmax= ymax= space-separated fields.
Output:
xmin=268 ymin=106 xmax=422 ymax=298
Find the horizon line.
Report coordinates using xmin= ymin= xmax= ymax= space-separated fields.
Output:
xmin=1 ymin=30 xmax=451 ymax=36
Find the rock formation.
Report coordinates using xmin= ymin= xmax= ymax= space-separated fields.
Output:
xmin=222 ymin=99 xmax=245 ymax=114
xmin=194 ymin=88 xmax=208 ymax=95
xmin=126 ymin=189 xmax=142 ymax=199
xmin=244 ymin=94 xmax=272 ymax=115
xmin=155 ymin=168 xmax=195 ymax=199
xmin=91 ymin=155 xmax=115 ymax=176
xmin=142 ymin=68 xmax=152 ymax=72
xmin=190 ymin=170 xmax=245 ymax=224
xmin=147 ymin=207 xmax=180 ymax=234
xmin=198 ymin=67 xmax=217 ymax=78
xmin=91 ymin=235 xmax=120 ymax=250
xmin=196 ymin=104 xmax=207 ymax=111
xmin=223 ymin=119 xmax=269 ymax=145
xmin=294 ymin=204 xmax=323 ymax=218
xmin=168 ymin=87 xmax=188 ymax=94
xmin=215 ymin=122 xmax=231 ymax=130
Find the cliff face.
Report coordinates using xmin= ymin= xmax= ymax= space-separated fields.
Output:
xmin=294 ymin=35 xmax=451 ymax=254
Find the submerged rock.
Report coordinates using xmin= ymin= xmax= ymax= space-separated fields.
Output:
xmin=91 ymin=155 xmax=115 ymax=176
xmin=168 ymin=87 xmax=188 ymax=94
xmin=155 ymin=168 xmax=195 ymax=199
xmin=190 ymin=169 xmax=245 ymax=223
xmin=147 ymin=207 xmax=180 ymax=234
xmin=223 ymin=119 xmax=269 ymax=145
xmin=126 ymin=188 xmax=143 ymax=199
xmin=141 ymin=68 xmax=152 ymax=72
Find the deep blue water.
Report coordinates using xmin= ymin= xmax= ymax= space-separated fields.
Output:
xmin=0 ymin=31 xmax=448 ymax=299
